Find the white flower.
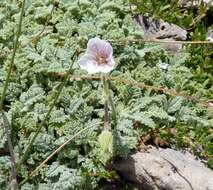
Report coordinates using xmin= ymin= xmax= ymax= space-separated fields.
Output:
xmin=208 ymin=102 xmax=213 ymax=107
xmin=159 ymin=63 xmax=169 ymax=70
xmin=78 ymin=37 xmax=115 ymax=74
xmin=207 ymin=32 xmax=213 ymax=42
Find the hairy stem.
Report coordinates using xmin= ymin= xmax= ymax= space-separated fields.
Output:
xmin=0 ymin=0 xmax=25 ymax=110
xmin=107 ymin=80 xmax=117 ymax=123
xmin=1 ymin=111 xmax=18 ymax=190
xmin=17 ymin=50 xmax=78 ymax=168
xmin=102 ymin=76 xmax=110 ymax=131
xmin=0 ymin=1 xmax=25 ymax=189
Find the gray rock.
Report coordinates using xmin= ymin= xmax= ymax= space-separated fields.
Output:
xmin=133 ymin=14 xmax=187 ymax=41
xmin=114 ymin=147 xmax=213 ymax=190
xmin=133 ymin=14 xmax=187 ymax=52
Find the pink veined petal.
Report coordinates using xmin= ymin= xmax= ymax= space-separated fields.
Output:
xmin=106 ymin=56 xmax=115 ymax=67
xmin=101 ymin=42 xmax=113 ymax=57
xmin=78 ymin=54 xmax=98 ymax=74
xmin=78 ymin=54 xmax=94 ymax=67
xmin=87 ymin=37 xmax=113 ymax=57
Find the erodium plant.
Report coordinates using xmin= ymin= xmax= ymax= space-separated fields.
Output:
xmin=0 ymin=0 xmax=212 ymax=189
xmin=78 ymin=37 xmax=115 ymax=163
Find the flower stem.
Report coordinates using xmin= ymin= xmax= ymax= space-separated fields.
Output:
xmin=17 ymin=50 xmax=78 ymax=169
xmin=0 ymin=1 xmax=25 ymax=189
xmin=0 ymin=0 xmax=25 ymax=110
xmin=1 ymin=111 xmax=18 ymax=190
xmin=102 ymin=76 xmax=110 ymax=131
xmin=107 ymin=80 xmax=117 ymax=123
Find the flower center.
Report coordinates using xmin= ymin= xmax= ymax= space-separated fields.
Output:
xmin=96 ymin=54 xmax=107 ymax=65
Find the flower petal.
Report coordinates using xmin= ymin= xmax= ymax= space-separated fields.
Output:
xmin=87 ymin=37 xmax=113 ymax=57
xmin=106 ymin=56 xmax=115 ymax=67
xmin=96 ymin=62 xmax=114 ymax=73
xmin=78 ymin=54 xmax=114 ymax=74
xmin=78 ymin=54 xmax=99 ymax=74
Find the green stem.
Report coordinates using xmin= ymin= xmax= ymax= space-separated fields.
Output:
xmin=17 ymin=51 xmax=78 ymax=168
xmin=107 ymin=80 xmax=117 ymax=123
xmin=0 ymin=1 xmax=25 ymax=189
xmin=102 ymin=76 xmax=110 ymax=131
xmin=0 ymin=0 xmax=25 ymax=110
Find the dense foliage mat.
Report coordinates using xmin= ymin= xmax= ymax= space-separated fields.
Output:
xmin=0 ymin=0 xmax=212 ymax=189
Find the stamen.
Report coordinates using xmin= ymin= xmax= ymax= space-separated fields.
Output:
xmin=96 ymin=54 xmax=107 ymax=65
